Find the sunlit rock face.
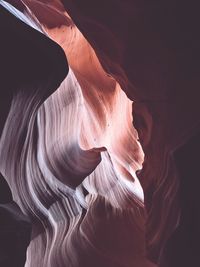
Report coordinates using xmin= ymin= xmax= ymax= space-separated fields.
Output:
xmin=1 ymin=1 xmax=200 ymax=267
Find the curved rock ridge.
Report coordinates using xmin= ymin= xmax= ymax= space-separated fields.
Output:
xmin=0 ymin=1 xmax=157 ymax=267
xmin=3 ymin=0 xmax=199 ymax=266
xmin=26 ymin=1 xmax=200 ymax=265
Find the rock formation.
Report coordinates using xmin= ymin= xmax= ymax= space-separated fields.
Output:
xmin=0 ymin=1 xmax=200 ymax=266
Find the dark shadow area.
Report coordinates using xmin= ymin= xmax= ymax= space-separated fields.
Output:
xmin=160 ymin=131 xmax=200 ymax=267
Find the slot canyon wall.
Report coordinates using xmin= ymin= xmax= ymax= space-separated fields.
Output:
xmin=0 ymin=1 xmax=200 ymax=266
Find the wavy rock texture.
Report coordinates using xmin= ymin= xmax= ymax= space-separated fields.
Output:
xmin=0 ymin=1 xmax=151 ymax=267
xmin=1 ymin=0 xmax=200 ymax=267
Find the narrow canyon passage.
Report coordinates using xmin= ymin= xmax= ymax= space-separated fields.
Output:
xmin=0 ymin=1 xmax=200 ymax=267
